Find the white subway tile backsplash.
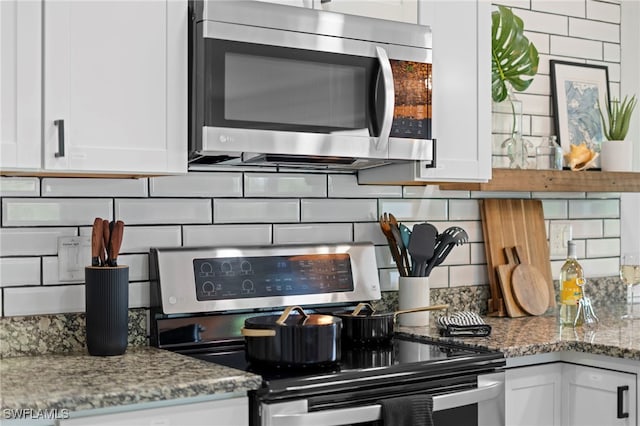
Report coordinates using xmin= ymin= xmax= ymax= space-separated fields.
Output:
xmin=541 ymin=199 xmax=568 ymax=219
xmin=42 ymin=178 xmax=148 ymax=197
xmin=0 ymin=258 xmax=40 ymax=286
xmin=2 ymin=199 xmax=112 ymax=226
xmin=569 ymin=199 xmax=619 ymax=218
xmin=471 ymin=192 xmax=531 ymax=199
xmin=586 ymin=0 xmax=620 ymax=23
xmin=603 ymin=219 xmax=620 ymax=237
xmin=329 ymin=175 xmax=400 ymax=198
xmin=518 ymin=8 xmax=570 ymax=32
xmin=378 ymin=199 xmax=447 ymax=221
xmin=4 ymin=285 xmax=84 ymax=316
xmin=302 ymin=199 xmax=377 ymax=222
xmin=569 ymin=17 xmax=619 ymax=42
xmin=274 ymin=223 xmax=352 ymax=244
xmin=129 ymin=281 xmax=150 ymax=308
xmin=533 ymin=1 xmax=587 ymax=17
xmin=569 ymin=219 xmax=604 ymax=239
xmin=550 ymin=35 xmax=603 ymax=60
xmin=183 ymin=224 xmax=272 ymax=246
xmin=214 ymin=199 xmax=299 ymax=223
xmin=448 ymin=200 xmax=480 ymax=221
xmin=526 ymin=32 xmax=550 ymax=54
xmin=449 ymin=264 xmax=489 ymax=287
xmin=354 ymin=222 xmax=389 ymax=245
xmin=42 ymin=254 xmax=148 ymax=285
xmin=0 ymin=177 xmax=40 ymax=197
xmin=603 ymin=42 xmax=620 ymax=62
xmin=470 ymin=242 xmax=487 ymax=265
xmin=117 ymin=226 xmax=182 ymax=253
xmin=150 ymin=172 xmax=242 ymax=197
xmin=581 ymin=257 xmax=621 ymax=278
xmin=586 ymin=192 xmax=620 ymax=199
xmin=116 ymin=199 xmax=212 ymax=225
xmin=586 ymin=238 xmax=620 ymax=258
xmin=246 ymin=173 xmax=326 ymax=197
xmin=403 ymin=186 xmax=469 ymax=199
xmin=0 ymin=228 xmax=77 ymax=256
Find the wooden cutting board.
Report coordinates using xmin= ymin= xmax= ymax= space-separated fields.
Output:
xmin=511 ymin=246 xmax=550 ymax=316
xmin=480 ymin=199 xmax=555 ymax=312
xmin=496 ymin=246 xmax=527 ymax=318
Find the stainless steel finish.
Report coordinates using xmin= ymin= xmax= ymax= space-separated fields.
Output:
xmin=153 ymin=242 xmax=381 ymax=315
xmin=262 ymin=372 xmax=506 ymax=426
xmin=375 ymin=46 xmax=394 ymax=152
xmin=191 ymin=1 xmax=433 ymax=170
xmin=199 ymin=1 xmax=431 ymax=49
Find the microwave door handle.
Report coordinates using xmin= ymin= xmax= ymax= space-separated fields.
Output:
xmin=269 ymin=379 xmax=503 ymax=426
xmin=374 ymin=46 xmax=394 ymax=152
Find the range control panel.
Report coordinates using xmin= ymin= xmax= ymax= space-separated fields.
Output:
xmin=193 ymin=253 xmax=354 ymax=301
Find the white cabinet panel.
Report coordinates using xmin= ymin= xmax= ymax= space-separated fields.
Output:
xmin=43 ymin=1 xmax=186 ymax=174
xmin=563 ymin=364 xmax=637 ymax=426
xmin=57 ymin=397 xmax=249 ymax=426
xmin=505 ymin=363 xmax=562 ymax=426
xmin=0 ymin=0 xmax=41 ymax=170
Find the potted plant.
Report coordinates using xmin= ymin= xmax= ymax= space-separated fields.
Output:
xmin=598 ymin=95 xmax=637 ymax=171
xmin=492 ymin=5 xmax=539 ymax=169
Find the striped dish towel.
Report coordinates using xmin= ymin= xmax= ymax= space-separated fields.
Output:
xmin=437 ymin=311 xmax=491 ymax=337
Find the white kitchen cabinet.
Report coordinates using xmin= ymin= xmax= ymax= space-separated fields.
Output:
xmin=505 ymin=363 xmax=563 ymax=426
xmin=0 ymin=0 xmax=41 ymax=171
xmin=563 ymin=364 xmax=637 ymax=426
xmin=316 ymin=0 xmax=418 ymax=24
xmin=358 ymin=0 xmax=492 ymax=184
xmin=57 ymin=397 xmax=248 ymax=426
xmin=1 ymin=0 xmax=187 ymax=176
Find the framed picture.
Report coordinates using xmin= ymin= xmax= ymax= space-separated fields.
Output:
xmin=550 ymin=60 xmax=610 ymax=154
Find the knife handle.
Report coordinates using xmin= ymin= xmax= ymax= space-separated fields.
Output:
xmin=109 ymin=221 xmax=125 ymax=266
xmin=91 ymin=218 xmax=103 ymax=266
xmin=102 ymin=219 xmax=111 ymax=266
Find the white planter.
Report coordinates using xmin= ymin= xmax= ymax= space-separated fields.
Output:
xmin=600 ymin=140 xmax=633 ymax=171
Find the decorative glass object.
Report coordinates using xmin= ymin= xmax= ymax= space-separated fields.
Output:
xmin=494 ymin=91 xmax=533 ymax=169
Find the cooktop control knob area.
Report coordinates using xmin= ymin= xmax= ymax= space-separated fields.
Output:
xmin=193 ymin=253 xmax=355 ymax=301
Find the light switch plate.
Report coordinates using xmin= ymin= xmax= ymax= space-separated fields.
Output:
xmin=58 ymin=236 xmax=91 ymax=281
xmin=549 ymin=223 xmax=572 ymax=258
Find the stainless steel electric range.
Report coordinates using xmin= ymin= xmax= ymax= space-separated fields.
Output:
xmin=150 ymin=243 xmax=505 ymax=426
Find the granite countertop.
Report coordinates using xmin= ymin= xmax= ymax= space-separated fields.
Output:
xmin=0 ymin=346 xmax=262 ymax=413
xmin=398 ymin=306 xmax=640 ymax=361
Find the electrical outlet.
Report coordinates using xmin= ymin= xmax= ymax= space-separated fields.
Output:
xmin=58 ymin=236 xmax=91 ymax=281
xmin=549 ymin=223 xmax=572 ymax=258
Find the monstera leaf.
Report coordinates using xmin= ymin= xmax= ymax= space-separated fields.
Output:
xmin=492 ymin=6 xmax=539 ymax=103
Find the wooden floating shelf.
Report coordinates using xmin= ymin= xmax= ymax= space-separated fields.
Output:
xmin=438 ymin=168 xmax=640 ymax=192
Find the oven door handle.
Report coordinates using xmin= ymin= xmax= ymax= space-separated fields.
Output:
xmin=268 ymin=379 xmax=503 ymax=426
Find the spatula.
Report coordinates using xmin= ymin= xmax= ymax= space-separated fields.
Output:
xmin=407 ymin=223 xmax=438 ymax=276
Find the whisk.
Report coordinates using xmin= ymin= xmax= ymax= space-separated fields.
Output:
xmin=574 ymin=277 xmax=599 ymax=327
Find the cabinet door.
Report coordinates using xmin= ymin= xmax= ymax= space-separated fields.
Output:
xmin=505 ymin=364 xmax=563 ymax=426
xmin=0 ymin=0 xmax=42 ymax=170
xmin=57 ymin=397 xmax=248 ymax=426
xmin=417 ymin=0 xmax=491 ymax=182
xmin=316 ymin=0 xmax=418 ymax=24
xmin=43 ymin=0 xmax=186 ymax=175
xmin=563 ymin=364 xmax=637 ymax=426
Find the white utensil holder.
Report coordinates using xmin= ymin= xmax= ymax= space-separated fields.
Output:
xmin=398 ymin=276 xmax=430 ymax=326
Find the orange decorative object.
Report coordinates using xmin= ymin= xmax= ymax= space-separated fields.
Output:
xmin=563 ymin=143 xmax=599 ymax=171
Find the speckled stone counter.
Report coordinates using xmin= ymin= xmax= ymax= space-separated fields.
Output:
xmin=0 ymin=346 xmax=262 ymax=413
xmin=397 ymin=306 xmax=640 ymax=361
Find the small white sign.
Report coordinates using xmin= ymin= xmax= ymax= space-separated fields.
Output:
xmin=58 ymin=236 xmax=91 ymax=282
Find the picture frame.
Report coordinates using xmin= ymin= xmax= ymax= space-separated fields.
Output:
xmin=550 ymin=60 xmax=610 ymax=155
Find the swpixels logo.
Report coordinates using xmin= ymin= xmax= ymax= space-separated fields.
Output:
xmin=2 ymin=408 xmax=70 ymax=420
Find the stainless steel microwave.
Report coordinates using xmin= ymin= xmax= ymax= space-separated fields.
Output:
xmin=189 ymin=1 xmax=434 ymax=171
